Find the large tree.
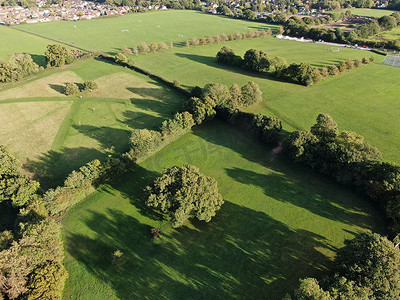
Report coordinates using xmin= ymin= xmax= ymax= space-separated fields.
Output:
xmin=146 ymin=165 xmax=224 ymax=227
xmin=45 ymin=44 xmax=75 ymax=67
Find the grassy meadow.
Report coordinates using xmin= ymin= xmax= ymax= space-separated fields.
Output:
xmin=15 ymin=11 xmax=275 ymax=54
xmin=131 ymin=36 xmax=400 ymax=163
xmin=381 ymin=26 xmax=400 ymax=40
xmin=346 ymin=8 xmax=397 ymax=17
xmin=0 ymin=58 xmax=185 ymax=187
xmin=0 ymin=25 xmax=55 ymax=66
xmin=63 ymin=121 xmax=384 ymax=300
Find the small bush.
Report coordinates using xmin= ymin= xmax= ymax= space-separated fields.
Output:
xmin=82 ymin=81 xmax=98 ymax=91
xmin=64 ymin=82 xmax=79 ymax=95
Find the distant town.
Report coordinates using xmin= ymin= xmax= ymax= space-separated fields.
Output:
xmin=0 ymin=0 xmax=141 ymax=25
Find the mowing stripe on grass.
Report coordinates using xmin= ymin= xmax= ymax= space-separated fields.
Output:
xmin=51 ymin=100 xmax=81 ymax=151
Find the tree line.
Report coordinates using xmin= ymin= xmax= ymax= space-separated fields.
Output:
xmin=0 ymin=44 xmax=88 ymax=84
xmin=216 ymin=46 xmax=373 ymax=87
xmin=0 ymin=146 xmax=66 ymax=300
xmin=113 ymin=28 xmax=272 ymax=60
xmin=283 ymin=12 xmax=400 ymax=50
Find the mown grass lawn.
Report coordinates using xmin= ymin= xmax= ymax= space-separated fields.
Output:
xmin=348 ymin=8 xmax=397 ymax=18
xmin=0 ymin=25 xmax=54 ymax=66
xmin=0 ymin=58 xmax=185 ymax=187
xmin=132 ymin=36 xmax=400 ymax=163
xmin=15 ymin=10 xmax=276 ymax=54
xmin=62 ymin=120 xmax=384 ymax=299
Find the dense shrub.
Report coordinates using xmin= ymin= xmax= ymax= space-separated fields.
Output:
xmin=64 ymin=82 xmax=79 ymax=95
xmin=82 ymin=80 xmax=98 ymax=91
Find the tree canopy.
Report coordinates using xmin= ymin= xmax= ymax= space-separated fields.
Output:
xmin=146 ymin=165 xmax=224 ymax=227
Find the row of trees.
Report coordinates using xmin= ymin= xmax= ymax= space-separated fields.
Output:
xmin=0 ymin=146 xmax=67 ymax=300
xmin=283 ymin=12 xmax=400 ymax=50
xmin=217 ymin=47 xmax=373 ymax=86
xmin=0 ymin=53 xmax=40 ymax=83
xmin=116 ymin=29 xmax=272 ymax=58
xmin=291 ymin=231 xmax=400 ymax=299
xmin=0 ymin=44 xmax=84 ymax=84
xmin=284 ymin=113 xmax=400 ymax=234
xmin=64 ymin=80 xmax=98 ymax=96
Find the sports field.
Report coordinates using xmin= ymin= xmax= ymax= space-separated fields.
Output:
xmin=15 ymin=11 xmax=275 ymax=54
xmin=347 ymin=8 xmax=397 ymax=18
xmin=0 ymin=25 xmax=55 ymax=66
xmin=131 ymin=36 xmax=400 ymax=163
xmin=0 ymin=58 xmax=185 ymax=187
xmin=62 ymin=121 xmax=383 ymax=299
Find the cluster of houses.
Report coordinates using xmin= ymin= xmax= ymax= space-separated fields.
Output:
xmin=0 ymin=0 xmax=133 ymax=25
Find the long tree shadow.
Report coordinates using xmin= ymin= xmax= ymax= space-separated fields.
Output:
xmin=72 ymin=124 xmax=131 ymax=151
xmin=65 ymin=202 xmax=335 ymax=299
xmin=192 ymin=121 xmax=381 ymax=227
xmin=128 ymin=96 xmax=182 ymax=119
xmin=23 ymin=147 xmax=104 ymax=189
xmin=174 ymin=53 xmax=289 ymax=84
xmin=224 ymin=166 xmax=377 ymax=229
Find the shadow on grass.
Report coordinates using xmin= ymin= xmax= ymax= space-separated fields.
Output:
xmin=65 ymin=201 xmax=334 ymax=299
xmin=23 ymin=147 xmax=105 ymax=189
xmin=122 ymin=110 xmax=166 ymax=131
xmin=30 ymin=54 xmax=46 ymax=67
xmin=192 ymin=121 xmax=377 ymax=228
xmin=174 ymin=53 xmax=288 ymax=84
xmin=224 ymin=167 xmax=375 ymax=228
xmin=109 ymin=166 xmax=164 ymax=221
xmin=48 ymin=83 xmax=65 ymax=94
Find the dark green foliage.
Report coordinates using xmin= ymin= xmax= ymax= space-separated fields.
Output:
xmin=26 ymin=262 xmax=67 ymax=300
xmin=161 ymin=111 xmax=195 ymax=137
xmin=9 ymin=53 xmax=39 ymax=77
xmin=0 ymin=146 xmax=39 ymax=207
xmin=240 ymin=81 xmax=263 ymax=106
xmin=203 ymin=83 xmax=231 ymax=107
xmin=190 ymin=86 xmax=203 ymax=98
xmin=282 ymin=63 xmax=315 ymax=86
xmin=243 ymin=49 xmax=270 ymax=72
xmin=45 ymin=44 xmax=75 ymax=67
xmin=310 ymin=114 xmax=338 ymax=142
xmin=82 ymin=80 xmax=98 ymax=91
xmin=183 ymin=97 xmax=216 ymax=124
xmin=0 ymin=146 xmax=20 ymax=176
xmin=0 ymin=231 xmax=13 ymax=251
xmin=129 ymin=129 xmax=162 ymax=161
xmin=0 ymin=59 xmax=21 ymax=83
xmin=334 ymin=232 xmax=400 ymax=299
xmin=293 ymin=278 xmax=332 ymax=300
xmin=217 ymin=108 xmax=282 ymax=146
xmin=64 ymin=82 xmax=79 ymax=95
xmin=292 ymin=232 xmax=400 ymax=299
xmin=146 ymin=164 xmax=224 ymax=227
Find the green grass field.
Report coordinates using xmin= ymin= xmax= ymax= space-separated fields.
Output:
xmin=0 ymin=25 xmax=55 ymax=66
xmin=15 ymin=11 xmax=274 ymax=54
xmin=130 ymin=36 xmax=400 ymax=163
xmin=0 ymin=58 xmax=185 ymax=187
xmin=381 ymin=26 xmax=400 ymax=40
xmin=62 ymin=121 xmax=384 ymax=299
xmin=346 ymin=8 xmax=397 ymax=18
